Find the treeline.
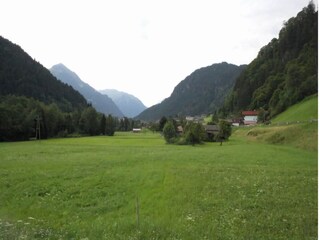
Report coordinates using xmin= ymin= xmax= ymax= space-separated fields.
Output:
xmin=0 ymin=95 xmax=142 ymax=141
xmin=222 ymin=2 xmax=318 ymax=119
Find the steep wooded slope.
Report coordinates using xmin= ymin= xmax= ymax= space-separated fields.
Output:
xmin=223 ymin=3 xmax=318 ymax=117
xmin=0 ymin=36 xmax=87 ymax=111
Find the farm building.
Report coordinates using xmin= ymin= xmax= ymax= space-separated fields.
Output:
xmin=132 ymin=128 xmax=142 ymax=133
xmin=231 ymin=118 xmax=243 ymax=126
xmin=186 ymin=115 xmax=204 ymax=123
xmin=242 ymin=111 xmax=259 ymax=125
xmin=204 ymin=124 xmax=220 ymax=140
xmin=177 ymin=126 xmax=184 ymax=135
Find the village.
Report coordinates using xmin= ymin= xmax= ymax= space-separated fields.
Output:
xmin=132 ymin=110 xmax=260 ymax=142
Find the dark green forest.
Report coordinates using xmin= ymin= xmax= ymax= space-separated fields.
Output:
xmin=222 ymin=2 xmax=318 ymax=118
xmin=0 ymin=95 xmax=141 ymax=141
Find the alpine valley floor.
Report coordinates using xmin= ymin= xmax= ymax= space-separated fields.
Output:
xmin=0 ymin=127 xmax=317 ymax=239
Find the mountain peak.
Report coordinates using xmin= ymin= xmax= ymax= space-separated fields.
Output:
xmin=51 ymin=63 xmax=69 ymax=71
xmin=50 ymin=64 xmax=123 ymax=117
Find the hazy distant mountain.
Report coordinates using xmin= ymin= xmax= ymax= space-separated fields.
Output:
xmin=0 ymin=36 xmax=87 ymax=111
xmin=50 ymin=64 xmax=123 ymax=117
xmin=100 ymin=89 xmax=147 ymax=118
xmin=136 ymin=62 xmax=246 ymax=121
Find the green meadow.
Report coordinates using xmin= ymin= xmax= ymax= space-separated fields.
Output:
xmin=272 ymin=94 xmax=318 ymax=124
xmin=0 ymin=127 xmax=317 ymax=239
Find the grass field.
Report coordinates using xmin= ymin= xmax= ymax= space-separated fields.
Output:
xmin=272 ymin=94 xmax=318 ymax=124
xmin=236 ymin=122 xmax=318 ymax=152
xmin=0 ymin=129 xmax=317 ymax=239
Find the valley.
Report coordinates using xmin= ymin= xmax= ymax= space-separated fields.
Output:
xmin=0 ymin=2 xmax=318 ymax=239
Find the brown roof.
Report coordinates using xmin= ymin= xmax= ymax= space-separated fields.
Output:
xmin=204 ymin=125 xmax=219 ymax=132
xmin=177 ymin=126 xmax=183 ymax=132
xmin=242 ymin=111 xmax=259 ymax=116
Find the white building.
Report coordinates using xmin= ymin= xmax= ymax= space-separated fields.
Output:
xmin=242 ymin=111 xmax=259 ymax=125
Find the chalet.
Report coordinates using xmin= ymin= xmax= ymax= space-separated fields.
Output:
xmin=231 ymin=118 xmax=243 ymax=127
xmin=132 ymin=128 xmax=142 ymax=133
xmin=204 ymin=124 xmax=220 ymax=140
xmin=242 ymin=111 xmax=259 ymax=125
xmin=177 ymin=126 xmax=184 ymax=135
xmin=186 ymin=115 xmax=204 ymax=123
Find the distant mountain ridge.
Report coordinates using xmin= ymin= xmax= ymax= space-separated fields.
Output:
xmin=99 ymin=89 xmax=146 ymax=118
xmin=50 ymin=64 xmax=123 ymax=117
xmin=137 ymin=62 xmax=246 ymax=121
xmin=0 ymin=36 xmax=87 ymax=111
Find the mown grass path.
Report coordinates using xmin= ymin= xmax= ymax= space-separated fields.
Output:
xmin=0 ymin=131 xmax=317 ymax=239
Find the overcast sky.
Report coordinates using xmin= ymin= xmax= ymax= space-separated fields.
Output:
xmin=1 ymin=0 xmax=317 ymax=107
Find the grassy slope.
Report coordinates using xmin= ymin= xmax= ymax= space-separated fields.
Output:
xmin=272 ymin=94 xmax=318 ymax=123
xmin=0 ymin=132 xmax=317 ymax=239
xmin=241 ymin=94 xmax=318 ymax=151
xmin=234 ymin=122 xmax=318 ymax=151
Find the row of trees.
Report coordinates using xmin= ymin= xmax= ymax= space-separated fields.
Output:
xmin=0 ymin=95 xmax=142 ymax=141
xmin=0 ymin=94 xmax=232 ymax=146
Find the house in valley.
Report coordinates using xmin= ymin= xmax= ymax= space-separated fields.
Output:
xmin=231 ymin=118 xmax=243 ymax=126
xmin=204 ymin=124 xmax=220 ymax=140
xmin=177 ymin=126 xmax=184 ymax=135
xmin=132 ymin=128 xmax=142 ymax=133
xmin=242 ymin=111 xmax=259 ymax=125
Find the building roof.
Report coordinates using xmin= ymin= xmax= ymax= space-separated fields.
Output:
xmin=177 ymin=126 xmax=183 ymax=132
xmin=242 ymin=111 xmax=259 ymax=116
xmin=204 ymin=125 xmax=219 ymax=132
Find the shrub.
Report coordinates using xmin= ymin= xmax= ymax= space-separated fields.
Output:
xmin=163 ymin=121 xmax=206 ymax=146
xmin=163 ymin=121 xmax=177 ymax=143
xmin=215 ymin=120 xmax=232 ymax=145
xmin=184 ymin=122 xmax=206 ymax=145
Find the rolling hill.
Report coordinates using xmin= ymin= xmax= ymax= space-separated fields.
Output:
xmin=50 ymin=64 xmax=123 ymax=117
xmin=99 ymin=89 xmax=146 ymax=118
xmin=137 ymin=62 xmax=246 ymax=121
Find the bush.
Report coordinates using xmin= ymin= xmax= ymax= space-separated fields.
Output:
xmin=215 ymin=120 xmax=232 ymax=144
xmin=163 ymin=121 xmax=206 ymax=146
xmin=163 ymin=121 xmax=177 ymax=143
xmin=184 ymin=122 xmax=206 ymax=145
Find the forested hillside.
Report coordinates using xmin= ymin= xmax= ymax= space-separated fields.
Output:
xmin=0 ymin=36 xmax=87 ymax=111
xmin=222 ymin=3 xmax=318 ymax=118
xmin=137 ymin=62 xmax=246 ymax=121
